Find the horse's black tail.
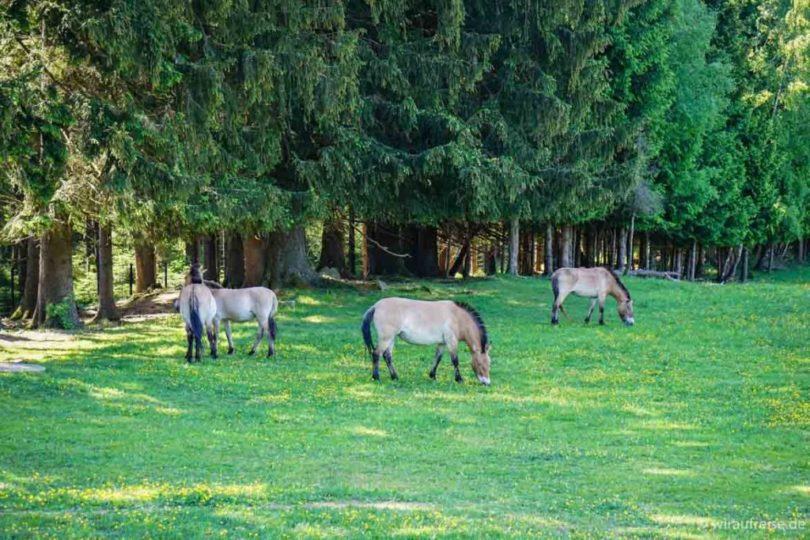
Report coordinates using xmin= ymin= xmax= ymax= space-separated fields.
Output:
xmin=268 ymin=314 xmax=277 ymax=341
xmin=361 ymin=307 xmax=375 ymax=353
xmin=189 ymin=293 xmax=203 ymax=340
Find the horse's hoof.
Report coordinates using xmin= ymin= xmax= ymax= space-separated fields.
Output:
xmin=455 ymin=376 xmax=464 ymax=383
xmin=372 ymin=373 xmax=380 ymax=381
xmin=390 ymin=373 xmax=399 ymax=381
xmin=551 ymin=320 xmax=559 ymax=325
xmin=599 ymin=321 xmax=605 ymax=326
xmin=248 ymin=350 xmax=256 ymax=356
xmin=227 ymin=348 xmax=234 ymax=355
xmin=211 ymin=354 xmax=218 ymax=359
xmin=429 ymin=371 xmax=436 ymax=380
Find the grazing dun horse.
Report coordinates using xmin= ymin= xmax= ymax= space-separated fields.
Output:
xmin=361 ymin=298 xmax=491 ymax=385
xmin=206 ymin=282 xmax=279 ymax=357
xmin=551 ymin=267 xmax=635 ymax=326
xmin=179 ymin=264 xmax=218 ymax=362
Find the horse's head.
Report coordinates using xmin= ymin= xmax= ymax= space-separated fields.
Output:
xmin=471 ymin=344 xmax=491 ymax=385
xmin=618 ymin=299 xmax=634 ymax=326
xmin=186 ymin=263 xmax=203 ymax=285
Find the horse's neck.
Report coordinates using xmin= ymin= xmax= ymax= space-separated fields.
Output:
xmin=608 ymin=282 xmax=627 ymax=302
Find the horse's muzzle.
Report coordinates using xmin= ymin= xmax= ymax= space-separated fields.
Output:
xmin=478 ymin=375 xmax=491 ymax=385
xmin=624 ymin=318 xmax=635 ymax=326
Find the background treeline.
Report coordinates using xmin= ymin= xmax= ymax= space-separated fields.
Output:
xmin=0 ymin=0 xmax=807 ymax=328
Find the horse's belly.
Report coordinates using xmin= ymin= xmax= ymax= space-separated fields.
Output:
xmin=219 ymin=306 xmax=256 ymax=322
xmin=572 ymin=286 xmax=598 ymax=298
xmin=398 ymin=327 xmax=443 ymax=346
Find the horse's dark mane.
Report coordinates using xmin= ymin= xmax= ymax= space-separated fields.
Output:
xmin=604 ymin=267 xmax=631 ymax=300
xmin=189 ymin=264 xmax=203 ymax=284
xmin=453 ymin=301 xmax=489 ymax=350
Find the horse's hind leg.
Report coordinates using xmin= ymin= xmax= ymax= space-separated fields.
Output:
xmin=598 ymin=293 xmax=606 ymax=325
xmin=194 ymin=332 xmax=203 ymax=362
xmin=266 ymin=315 xmax=276 ymax=357
xmin=429 ymin=345 xmax=445 ymax=380
xmin=185 ymin=325 xmax=194 ymax=362
xmin=249 ymin=322 xmax=264 ymax=355
xmin=378 ymin=338 xmax=398 ymax=380
xmin=585 ymin=299 xmax=597 ymax=323
xmin=207 ymin=324 xmax=218 ymax=359
xmin=551 ymin=290 xmax=570 ymax=325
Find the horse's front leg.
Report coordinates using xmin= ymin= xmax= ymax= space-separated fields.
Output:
xmin=450 ymin=352 xmax=463 ymax=383
xmin=224 ymin=320 xmax=234 ymax=355
xmin=185 ymin=325 xmax=194 ymax=362
xmin=598 ymin=293 xmax=606 ymax=325
xmin=585 ymin=299 xmax=597 ymax=324
xmin=429 ymin=345 xmax=445 ymax=380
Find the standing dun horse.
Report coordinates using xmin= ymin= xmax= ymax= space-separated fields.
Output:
xmin=551 ymin=267 xmax=635 ymax=326
xmin=206 ymin=282 xmax=279 ymax=357
xmin=361 ymin=298 xmax=491 ymax=385
xmin=179 ymin=264 xmax=218 ymax=362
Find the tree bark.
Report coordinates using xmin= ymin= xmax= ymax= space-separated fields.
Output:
xmin=560 ymin=225 xmax=573 ymax=268
xmin=348 ymin=207 xmax=356 ymax=276
xmin=767 ymin=242 xmax=774 ymax=272
xmin=268 ymin=226 xmax=320 ymax=288
xmin=626 ymin=214 xmax=636 ymax=272
xmin=12 ymin=237 xmax=39 ymax=319
xmin=134 ymin=242 xmax=157 ymax=292
xmin=224 ymin=233 xmax=245 ymax=288
xmin=617 ymin=227 xmax=627 ymax=272
xmin=508 ymin=217 xmax=519 ymax=275
xmin=185 ymin=238 xmax=200 ymax=264
xmin=406 ymin=225 xmax=439 ymax=277
xmin=366 ymin=223 xmax=407 ymax=275
xmin=33 ymin=220 xmax=82 ymax=329
xmin=318 ymin=218 xmax=346 ymax=274
xmin=739 ymin=247 xmax=749 ymax=283
xmin=544 ymin=223 xmax=554 ymax=276
xmin=91 ymin=224 xmax=120 ymax=322
xmin=202 ymin=234 xmax=219 ymax=282
xmin=243 ymin=234 xmax=266 ymax=287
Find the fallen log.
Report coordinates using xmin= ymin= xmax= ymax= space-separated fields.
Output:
xmin=617 ymin=269 xmax=681 ymax=281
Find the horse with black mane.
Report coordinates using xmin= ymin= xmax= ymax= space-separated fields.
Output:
xmin=551 ymin=267 xmax=635 ymax=326
xmin=361 ymin=298 xmax=492 ymax=385
xmin=178 ymin=264 xmax=218 ymax=362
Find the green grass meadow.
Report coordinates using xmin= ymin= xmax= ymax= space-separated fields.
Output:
xmin=1 ymin=267 xmax=808 ymax=538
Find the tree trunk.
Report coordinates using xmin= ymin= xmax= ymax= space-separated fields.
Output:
xmin=626 ymin=214 xmax=636 ymax=272
xmin=461 ymin=236 xmax=472 ymax=279
xmin=508 ymin=217 xmax=519 ymax=275
xmin=544 ymin=223 xmax=554 ymax=276
xmin=617 ymin=227 xmax=627 ymax=273
xmin=134 ymin=242 xmax=157 ymax=292
xmin=268 ymin=226 xmax=320 ymax=289
xmin=318 ymin=218 xmax=347 ymax=275
xmin=243 ymin=234 xmax=266 ymax=287
xmin=224 ymin=233 xmax=245 ymax=288
xmin=406 ymin=225 xmax=439 ymax=277
xmin=92 ymin=224 xmax=120 ymax=323
xmin=739 ymin=247 xmax=749 ymax=283
xmin=13 ymin=237 xmax=39 ymax=319
xmin=767 ymin=242 xmax=774 ymax=272
xmin=644 ymin=232 xmax=651 ymax=270
xmin=366 ymin=223 xmax=407 ymax=275
xmin=203 ymin=234 xmax=219 ymax=282
xmin=560 ymin=225 xmax=573 ymax=268
xmin=33 ymin=220 xmax=82 ymax=329
xmin=185 ymin=238 xmax=200 ymax=264
xmin=687 ymin=239 xmax=697 ymax=281
xmin=348 ymin=207 xmax=356 ymax=276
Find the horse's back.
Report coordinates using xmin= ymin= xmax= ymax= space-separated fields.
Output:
xmin=214 ymin=286 xmax=276 ymax=320
xmin=179 ymin=284 xmax=216 ymax=323
xmin=372 ymin=297 xmax=456 ymax=345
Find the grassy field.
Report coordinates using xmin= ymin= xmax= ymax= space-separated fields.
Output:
xmin=1 ymin=267 xmax=808 ymax=538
